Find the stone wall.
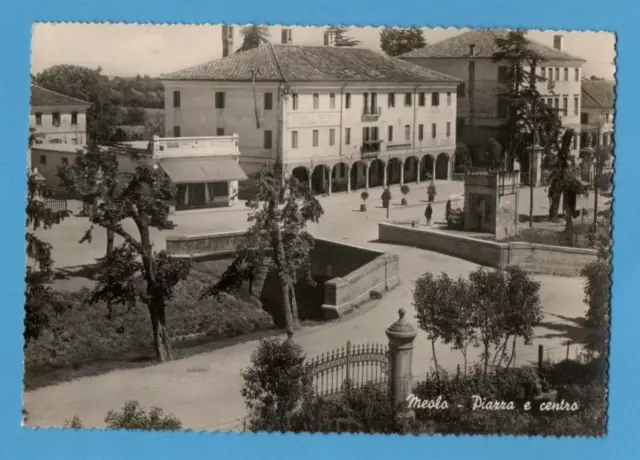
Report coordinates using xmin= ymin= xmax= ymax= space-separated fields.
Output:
xmin=378 ymin=223 xmax=596 ymax=277
xmin=166 ymin=231 xmax=400 ymax=319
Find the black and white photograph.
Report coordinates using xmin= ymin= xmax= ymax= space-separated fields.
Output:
xmin=24 ymin=23 xmax=613 ymax=436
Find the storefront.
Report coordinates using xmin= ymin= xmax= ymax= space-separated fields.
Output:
xmin=152 ymin=135 xmax=248 ymax=211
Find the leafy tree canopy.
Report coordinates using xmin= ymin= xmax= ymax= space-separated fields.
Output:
xmin=380 ymin=27 xmax=426 ymax=57
xmin=326 ymin=26 xmax=361 ymax=47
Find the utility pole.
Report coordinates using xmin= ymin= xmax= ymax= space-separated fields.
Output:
xmin=593 ymin=119 xmax=603 ymax=230
xmin=529 ymin=98 xmax=536 ymax=228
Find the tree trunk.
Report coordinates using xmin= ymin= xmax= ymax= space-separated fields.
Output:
xmin=106 ymin=228 xmax=114 ymax=257
xmin=565 ymin=192 xmax=574 ymax=246
xmin=288 ymin=283 xmax=299 ymax=327
xmin=250 ymin=257 xmax=271 ymax=299
xmin=483 ymin=340 xmax=490 ymax=381
xmin=431 ymin=338 xmax=440 ymax=386
xmin=149 ymin=293 xmax=173 ymax=363
xmin=281 ymin=281 xmax=295 ymax=331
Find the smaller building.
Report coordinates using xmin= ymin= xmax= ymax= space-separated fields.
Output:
xmin=30 ymin=143 xmax=85 ymax=191
xmin=30 ymin=85 xmax=91 ymax=146
xmin=463 ymin=171 xmax=520 ymax=240
xmin=152 ymin=134 xmax=248 ymax=211
xmin=580 ymin=80 xmax=615 ymax=165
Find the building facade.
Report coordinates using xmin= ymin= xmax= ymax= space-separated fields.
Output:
xmin=30 ymin=85 xmax=90 ymax=146
xmin=580 ymin=79 xmax=615 ymax=151
xmin=160 ymin=43 xmax=461 ymax=195
xmin=400 ymin=30 xmax=586 ymax=159
xmin=151 ymin=135 xmax=247 ymax=210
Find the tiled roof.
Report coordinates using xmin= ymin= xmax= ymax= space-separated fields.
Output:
xmin=160 ymin=43 xmax=461 ymax=83
xmin=401 ymin=30 xmax=586 ymax=62
xmin=582 ymin=80 xmax=615 ymax=109
xmin=31 ymin=85 xmax=91 ymax=107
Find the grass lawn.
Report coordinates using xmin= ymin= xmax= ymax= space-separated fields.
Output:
xmin=24 ymin=259 xmax=275 ymax=390
xmin=508 ymin=221 xmax=606 ymax=249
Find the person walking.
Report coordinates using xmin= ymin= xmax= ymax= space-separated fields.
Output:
xmin=425 ymin=203 xmax=433 ymax=226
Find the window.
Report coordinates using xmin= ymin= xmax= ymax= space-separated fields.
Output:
xmin=572 ymin=136 xmax=577 ymax=150
xmin=264 ymin=92 xmax=273 ymax=110
xmin=363 ymin=92 xmax=369 ymax=112
xmin=497 ymin=66 xmax=509 ymax=81
xmin=388 ymin=92 xmax=395 ymax=107
xmin=563 ymin=96 xmax=568 ymax=116
xmin=329 ymin=129 xmax=335 ymax=146
xmin=575 ymin=68 xmax=580 ymax=81
xmin=211 ymin=182 xmax=229 ymax=197
xmin=431 ymin=123 xmax=437 ymax=139
xmin=446 ymin=122 xmax=451 ymax=138
xmin=404 ymin=92 xmax=412 ymax=107
xmin=52 ymin=112 xmax=61 ymax=127
xmin=173 ymin=90 xmax=181 ymax=108
xmin=216 ymin=127 xmax=225 ymax=135
xmin=447 ymin=92 xmax=452 ymax=106
xmin=292 ymin=93 xmax=299 ymax=110
xmin=312 ymin=129 xmax=319 ymax=147
xmin=541 ymin=67 xmax=546 ymax=79
xmin=291 ymin=130 xmax=298 ymax=149
xmin=363 ymin=126 xmax=379 ymax=142
xmin=345 ymin=93 xmax=351 ymax=109
xmin=40 ymin=155 xmax=46 ymax=165
xmin=404 ymin=125 xmax=410 ymax=141
xmin=388 ymin=125 xmax=393 ymax=142
xmin=71 ymin=112 xmax=78 ymax=126
xmin=215 ymin=92 xmax=225 ymax=109
xmin=574 ymin=96 xmax=579 ymax=116
xmin=329 ymin=93 xmax=336 ymax=109
xmin=34 ymin=112 xmax=42 ymax=125
xmin=173 ymin=126 xmax=181 ymax=137
xmin=457 ymin=82 xmax=466 ymax=97
xmin=418 ymin=124 xmax=424 ymax=141
xmin=345 ymin=128 xmax=351 ymax=145
xmin=370 ymin=92 xmax=378 ymax=112
xmin=264 ymin=130 xmax=273 ymax=149
xmin=431 ymin=92 xmax=440 ymax=107
xmin=497 ymin=97 xmax=508 ymax=118
xmin=554 ymin=97 xmax=560 ymax=111
xmin=313 ymin=93 xmax=319 ymax=109
xmin=581 ymin=113 xmax=589 ymax=124
xmin=61 ymin=157 xmax=69 ymax=165
xmin=605 ymin=112 xmax=611 ymax=122
xmin=564 ymin=68 xmax=569 ymax=81
xmin=418 ymin=92 xmax=426 ymax=107
xmin=547 ymin=97 xmax=553 ymax=107
xmin=555 ymin=68 xmax=560 ymax=81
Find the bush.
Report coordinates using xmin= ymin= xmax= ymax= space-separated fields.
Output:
xmin=241 ymin=337 xmax=311 ymax=430
xmin=400 ymin=185 xmax=410 ymax=195
xmin=369 ymin=290 xmax=382 ymax=300
xmin=381 ymin=188 xmax=391 ymax=202
xmin=360 ymin=191 xmax=369 ymax=201
xmin=104 ymin=401 xmax=183 ymax=430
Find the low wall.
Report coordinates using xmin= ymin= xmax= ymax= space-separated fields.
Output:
xmin=166 ymin=232 xmax=400 ymax=319
xmin=378 ymin=223 xmax=597 ymax=277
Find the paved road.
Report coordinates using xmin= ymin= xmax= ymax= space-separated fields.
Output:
xmin=24 ymin=181 xmax=590 ymax=430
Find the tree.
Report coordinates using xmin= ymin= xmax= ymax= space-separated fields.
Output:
xmin=486 ymin=138 xmax=504 ymax=172
xmin=25 ymin=144 xmax=70 ymax=342
xmin=60 ymin=145 xmax=190 ymax=361
xmin=238 ymin=25 xmax=271 ymax=53
xmin=380 ymin=27 xmax=426 ymax=57
xmin=581 ymin=247 xmax=610 ymax=357
xmin=203 ymin=170 xmax=323 ymax=331
xmin=547 ymin=129 xmax=584 ymax=239
xmin=105 ymin=401 xmax=183 ymax=430
xmin=326 ymin=26 xmax=361 ymax=47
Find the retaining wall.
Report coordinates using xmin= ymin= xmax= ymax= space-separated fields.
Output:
xmin=378 ymin=223 xmax=596 ymax=276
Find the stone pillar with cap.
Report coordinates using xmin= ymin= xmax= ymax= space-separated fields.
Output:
xmin=385 ymin=308 xmax=418 ymax=425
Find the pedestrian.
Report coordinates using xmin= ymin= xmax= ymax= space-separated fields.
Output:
xmin=425 ymin=203 xmax=433 ymax=226
xmin=445 ymin=199 xmax=451 ymax=222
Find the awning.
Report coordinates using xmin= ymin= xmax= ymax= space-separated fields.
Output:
xmin=158 ymin=156 xmax=248 ymax=184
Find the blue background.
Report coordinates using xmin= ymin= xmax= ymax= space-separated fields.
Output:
xmin=0 ymin=1 xmax=636 ymax=458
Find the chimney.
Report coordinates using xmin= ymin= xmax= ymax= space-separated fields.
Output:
xmin=553 ymin=35 xmax=563 ymax=51
xmin=281 ymin=28 xmax=292 ymax=44
xmin=469 ymin=44 xmax=475 ymax=56
xmin=222 ymin=25 xmax=234 ymax=57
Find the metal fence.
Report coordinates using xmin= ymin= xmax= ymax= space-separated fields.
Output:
xmin=43 ymin=198 xmax=68 ymax=214
xmin=306 ymin=341 xmax=390 ymax=398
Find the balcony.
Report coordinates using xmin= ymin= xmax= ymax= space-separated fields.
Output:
xmin=360 ymin=140 xmax=382 ymax=159
xmin=361 ymin=106 xmax=382 ymax=122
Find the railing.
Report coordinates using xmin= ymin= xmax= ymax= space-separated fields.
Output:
xmin=306 ymin=341 xmax=390 ymax=398
xmin=362 ymin=106 xmax=382 ymax=122
xmin=43 ymin=198 xmax=68 ymax=214
xmin=360 ymin=140 xmax=382 ymax=159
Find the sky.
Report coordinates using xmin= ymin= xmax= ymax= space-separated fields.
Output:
xmin=31 ymin=23 xmax=616 ymax=80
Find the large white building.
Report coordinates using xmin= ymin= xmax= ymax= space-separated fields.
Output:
xmin=30 ymin=84 xmax=90 ymax=146
xmin=401 ymin=30 xmax=586 ymax=160
xmin=160 ymin=42 xmax=461 ymax=195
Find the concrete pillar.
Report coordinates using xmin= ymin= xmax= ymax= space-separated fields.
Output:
xmin=431 ymin=157 xmax=436 ymax=181
xmin=365 ymin=163 xmax=370 ymax=190
xmin=400 ymin=160 xmax=405 ymax=185
xmin=386 ymin=308 xmax=418 ymax=427
xmin=534 ymin=151 xmax=542 ymax=187
xmin=327 ymin=167 xmax=332 ymax=195
xmin=416 ymin=157 xmax=421 ymax=184
xmin=383 ymin=161 xmax=388 ymax=187
xmin=449 ymin=153 xmax=455 ymax=180
xmin=347 ymin=164 xmax=352 ymax=193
